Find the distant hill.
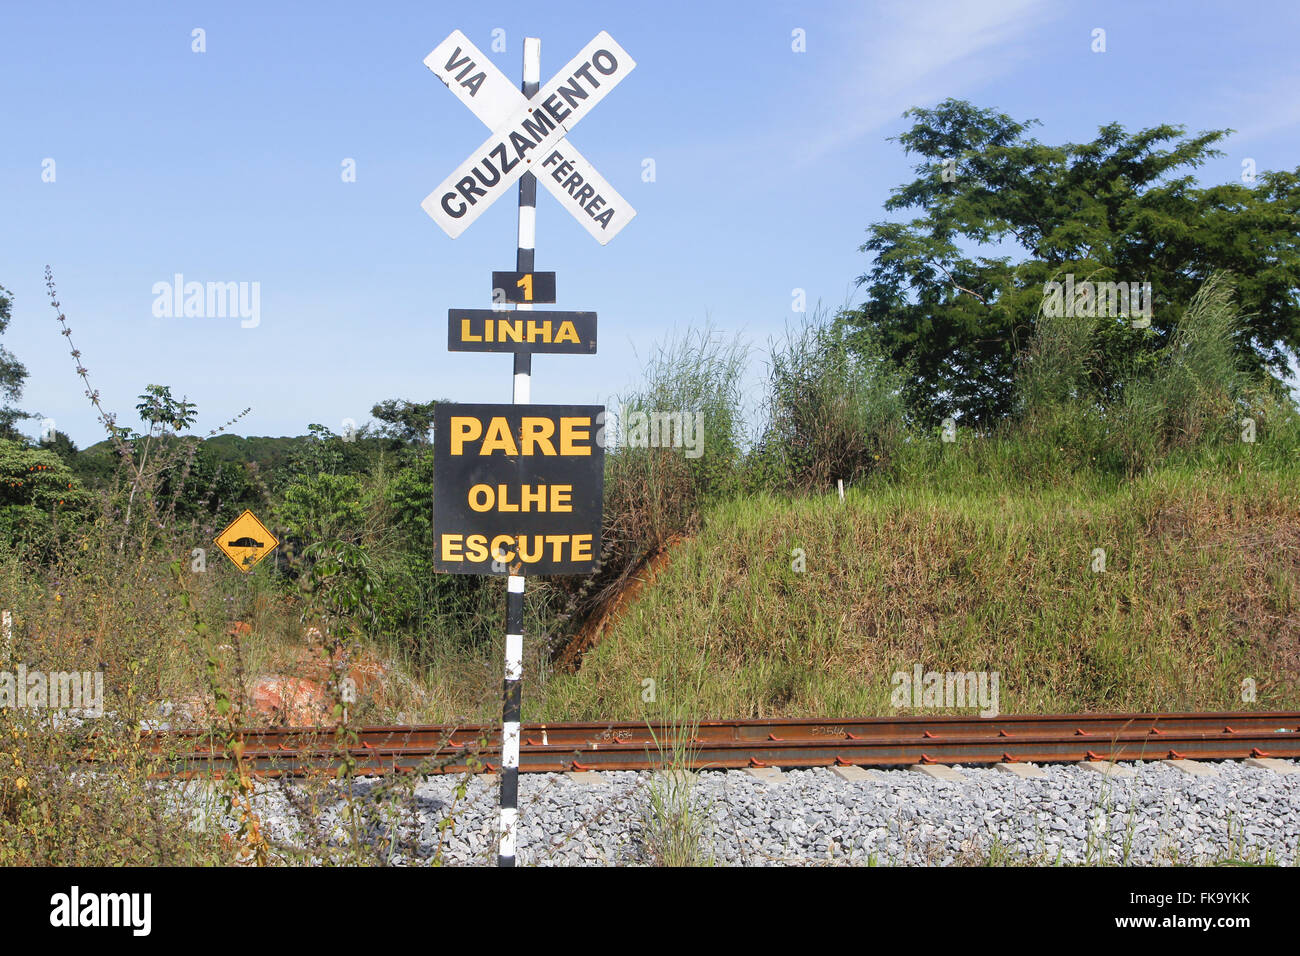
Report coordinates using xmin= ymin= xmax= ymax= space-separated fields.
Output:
xmin=81 ymin=434 xmax=311 ymax=470
xmin=190 ymin=434 xmax=310 ymax=471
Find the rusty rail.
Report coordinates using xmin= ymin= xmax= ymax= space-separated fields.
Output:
xmin=136 ymin=712 xmax=1300 ymax=777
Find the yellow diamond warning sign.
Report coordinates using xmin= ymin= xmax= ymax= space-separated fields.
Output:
xmin=214 ymin=509 xmax=279 ymax=573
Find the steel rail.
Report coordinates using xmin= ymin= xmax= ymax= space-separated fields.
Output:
xmin=135 ymin=712 xmax=1300 ymax=778
xmin=141 ymin=711 xmax=1300 ymax=748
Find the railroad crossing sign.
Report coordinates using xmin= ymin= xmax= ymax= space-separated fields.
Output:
xmin=214 ymin=509 xmax=279 ymax=573
xmin=423 ymin=31 xmax=630 ymax=868
xmin=422 ymin=30 xmax=636 ymax=244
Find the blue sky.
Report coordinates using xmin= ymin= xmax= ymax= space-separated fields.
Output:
xmin=3 ymin=0 xmax=1298 ymax=446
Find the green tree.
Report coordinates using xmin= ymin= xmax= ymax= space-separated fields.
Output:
xmin=39 ymin=429 xmax=79 ymax=466
xmin=119 ymin=385 xmax=198 ymax=547
xmin=282 ymin=424 xmax=352 ymax=481
xmin=0 ymin=438 xmax=95 ymax=550
xmin=0 ymin=284 xmax=33 ymax=439
xmin=136 ymin=384 xmax=198 ymax=435
xmin=847 ymin=99 xmax=1300 ymax=426
xmin=386 ymin=448 xmax=434 ymax=549
xmin=370 ymin=399 xmax=441 ymax=447
xmin=158 ymin=442 xmax=259 ymax=523
xmin=278 ymin=472 xmax=366 ymax=548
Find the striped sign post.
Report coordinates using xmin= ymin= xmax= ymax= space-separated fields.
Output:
xmin=421 ymin=30 xmax=633 ymax=867
xmin=499 ymin=37 xmax=539 ymax=869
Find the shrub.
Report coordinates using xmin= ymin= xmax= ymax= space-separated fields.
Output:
xmin=604 ymin=327 xmax=749 ymax=556
xmin=757 ymin=313 xmax=909 ymax=493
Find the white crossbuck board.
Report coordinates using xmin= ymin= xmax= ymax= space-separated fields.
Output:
xmin=423 ymin=30 xmax=636 ymax=244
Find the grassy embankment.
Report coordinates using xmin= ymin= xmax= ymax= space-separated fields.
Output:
xmin=541 ymin=446 xmax=1300 ymax=721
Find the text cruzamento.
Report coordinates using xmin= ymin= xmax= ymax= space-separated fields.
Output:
xmin=435 ymin=44 xmax=631 ymax=233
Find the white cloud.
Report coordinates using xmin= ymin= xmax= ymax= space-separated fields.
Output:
xmin=795 ymin=0 xmax=1060 ymax=164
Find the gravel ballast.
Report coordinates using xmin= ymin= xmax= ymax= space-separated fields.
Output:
xmin=180 ymin=759 xmax=1300 ymax=866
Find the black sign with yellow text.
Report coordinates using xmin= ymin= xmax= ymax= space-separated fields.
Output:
xmin=492 ymin=271 xmax=557 ymax=304
xmin=448 ymin=309 xmax=597 ymax=354
xmin=433 ymin=403 xmax=604 ymax=576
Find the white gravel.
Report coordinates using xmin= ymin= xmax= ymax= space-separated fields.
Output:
xmin=176 ymin=759 xmax=1300 ymax=866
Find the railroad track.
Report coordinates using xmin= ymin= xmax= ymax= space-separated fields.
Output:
xmin=138 ymin=712 xmax=1300 ymax=777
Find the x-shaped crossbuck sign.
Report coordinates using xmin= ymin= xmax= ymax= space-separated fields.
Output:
xmin=422 ymin=31 xmax=636 ymax=245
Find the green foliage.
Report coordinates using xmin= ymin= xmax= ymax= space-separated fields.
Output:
xmin=0 ymin=284 xmax=32 ymax=440
xmin=386 ymin=448 xmax=435 ymax=548
xmin=278 ymin=472 xmax=366 ymax=546
xmin=283 ymin=424 xmax=347 ymax=479
xmin=756 ymin=313 xmax=909 ymax=493
xmin=193 ymin=434 xmax=313 ymax=473
xmin=303 ymin=539 xmax=382 ymax=631
xmin=135 ymin=384 xmax=197 ymax=433
xmin=37 ymin=429 xmax=80 ymax=467
xmin=172 ymin=443 xmax=260 ymax=518
xmin=0 ymin=439 xmax=95 ymax=553
xmin=370 ymin=399 xmax=441 ymax=447
xmin=607 ymin=327 xmax=749 ymax=550
xmin=1012 ymin=271 xmax=1295 ymax=475
xmin=848 ymin=99 xmax=1300 ymax=426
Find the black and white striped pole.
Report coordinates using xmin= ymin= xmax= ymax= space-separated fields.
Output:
xmin=498 ymin=36 xmax=540 ymax=869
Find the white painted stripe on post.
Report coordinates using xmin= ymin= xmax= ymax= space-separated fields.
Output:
xmin=502 ymin=720 xmax=521 ymax=768
xmin=513 ymin=372 xmax=531 ymax=402
xmin=498 ymin=39 xmax=540 ymax=872
xmin=505 ymin=634 xmax=523 ymax=679
xmin=518 ymin=204 xmax=536 ymax=242
xmin=523 ymin=37 xmax=540 ymax=85
xmin=500 ymin=807 xmax=518 ymax=857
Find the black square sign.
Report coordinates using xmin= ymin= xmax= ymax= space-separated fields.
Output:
xmin=433 ymin=403 xmax=604 ymax=576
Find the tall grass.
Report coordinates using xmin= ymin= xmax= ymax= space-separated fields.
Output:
xmin=606 ymin=325 xmax=749 ymax=549
xmin=755 ymin=312 xmax=909 ymax=493
xmin=1010 ymin=270 xmax=1293 ymax=476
